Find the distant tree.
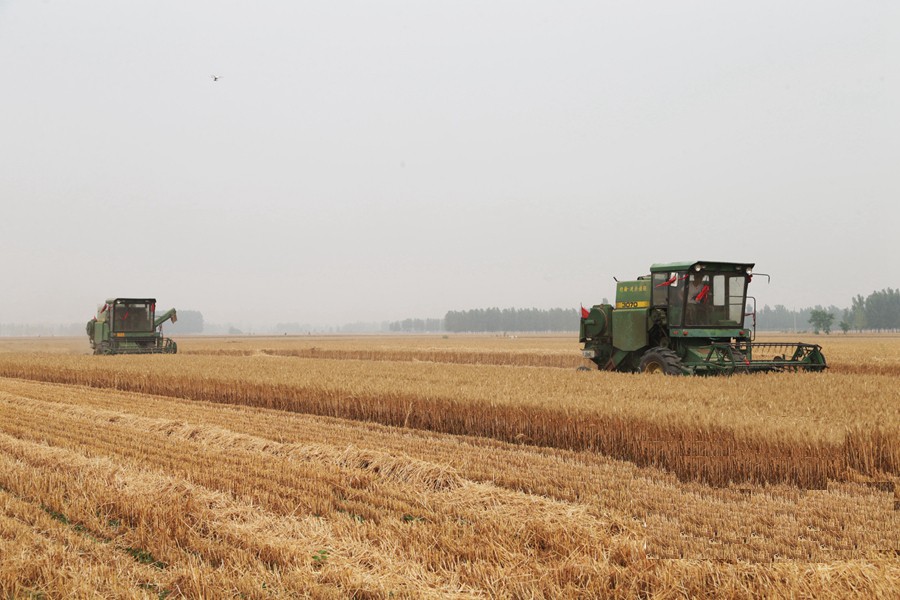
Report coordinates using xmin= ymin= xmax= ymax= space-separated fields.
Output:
xmin=850 ymin=295 xmax=867 ymax=332
xmin=757 ymin=304 xmax=797 ymax=331
xmin=387 ymin=318 xmax=444 ymax=333
xmin=839 ymin=309 xmax=851 ymax=335
xmin=865 ymin=288 xmax=900 ymax=331
xmin=808 ymin=309 xmax=834 ymax=335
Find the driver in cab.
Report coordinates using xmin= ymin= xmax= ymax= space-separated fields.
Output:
xmin=687 ymin=272 xmax=710 ymax=323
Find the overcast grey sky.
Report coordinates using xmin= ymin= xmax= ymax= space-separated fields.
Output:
xmin=1 ymin=1 xmax=897 ymax=328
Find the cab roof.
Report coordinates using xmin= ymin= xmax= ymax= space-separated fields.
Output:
xmin=649 ymin=261 xmax=755 ymax=273
xmin=105 ymin=298 xmax=157 ymax=304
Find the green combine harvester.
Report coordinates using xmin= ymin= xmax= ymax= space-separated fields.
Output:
xmin=580 ymin=261 xmax=826 ymax=374
xmin=86 ymin=298 xmax=178 ymax=355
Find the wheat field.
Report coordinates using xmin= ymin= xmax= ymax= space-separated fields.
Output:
xmin=0 ymin=334 xmax=897 ymax=598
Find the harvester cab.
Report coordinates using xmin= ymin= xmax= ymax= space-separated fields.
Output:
xmin=86 ymin=298 xmax=178 ymax=355
xmin=580 ymin=261 xmax=826 ymax=374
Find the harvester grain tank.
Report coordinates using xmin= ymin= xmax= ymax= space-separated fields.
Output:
xmin=579 ymin=261 xmax=826 ymax=374
xmin=86 ymin=298 xmax=178 ymax=355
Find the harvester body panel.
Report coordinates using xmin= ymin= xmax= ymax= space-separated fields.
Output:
xmin=611 ymin=309 xmax=647 ymax=351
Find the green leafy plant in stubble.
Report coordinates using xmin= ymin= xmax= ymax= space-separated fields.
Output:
xmin=137 ymin=583 xmax=173 ymax=599
xmin=124 ymin=546 xmax=168 ymax=570
xmin=311 ymin=548 xmax=330 ymax=568
xmin=41 ymin=504 xmax=69 ymax=525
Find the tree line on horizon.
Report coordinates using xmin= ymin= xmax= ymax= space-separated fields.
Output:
xmin=3 ymin=290 xmax=899 ymax=336
xmin=443 ymin=307 xmax=577 ymax=333
xmin=388 ymin=288 xmax=900 ymax=334
xmin=758 ymin=289 xmax=900 ymax=334
xmin=384 ymin=308 xmax=579 ymax=333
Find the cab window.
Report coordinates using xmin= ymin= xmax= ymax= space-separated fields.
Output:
xmin=113 ymin=302 xmax=153 ymax=332
xmin=728 ymin=275 xmax=746 ymax=323
xmin=665 ymin=272 xmax=686 ymax=326
xmin=652 ymin=273 xmax=670 ymax=306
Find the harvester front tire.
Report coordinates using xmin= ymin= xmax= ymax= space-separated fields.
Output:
xmin=639 ymin=347 xmax=684 ymax=375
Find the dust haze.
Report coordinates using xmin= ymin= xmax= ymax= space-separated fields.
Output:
xmin=0 ymin=1 xmax=897 ymax=330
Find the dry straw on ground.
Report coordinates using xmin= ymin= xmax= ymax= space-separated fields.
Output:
xmin=0 ymin=339 xmax=896 ymax=488
xmin=0 ymin=335 xmax=897 ymax=598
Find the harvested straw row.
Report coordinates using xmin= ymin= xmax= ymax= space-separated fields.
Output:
xmin=0 ymin=421 xmax=659 ymax=598
xmin=0 ymin=433 xmax=465 ymax=598
xmin=10 ymin=353 xmax=896 ymax=440
xmin=2 ymin=379 xmax=895 ymax=566
xmin=0 ymin=391 xmax=641 ymax=561
xmin=182 ymin=346 xmax=585 ymax=368
xmin=1 ymin=356 xmax=894 ymax=487
xmin=0 ymin=488 xmax=170 ymax=600
xmin=2 ymin=426 xmax=897 ymax=598
xmin=0 ymin=391 xmax=464 ymax=516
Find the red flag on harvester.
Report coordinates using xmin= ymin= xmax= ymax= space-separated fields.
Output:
xmin=656 ymin=274 xmax=677 ymax=288
xmin=695 ymin=285 xmax=710 ymax=302
xmin=580 ymin=304 xmax=590 ymax=319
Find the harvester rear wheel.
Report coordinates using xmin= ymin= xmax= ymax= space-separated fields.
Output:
xmin=639 ymin=347 xmax=685 ymax=375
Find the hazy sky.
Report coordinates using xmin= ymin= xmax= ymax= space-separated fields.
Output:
xmin=1 ymin=1 xmax=897 ymax=328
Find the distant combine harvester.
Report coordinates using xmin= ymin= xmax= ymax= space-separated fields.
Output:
xmin=86 ymin=298 xmax=177 ymax=355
